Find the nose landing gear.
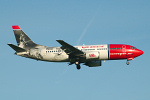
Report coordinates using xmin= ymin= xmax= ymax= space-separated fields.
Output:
xmin=126 ymin=61 xmax=129 ymax=65
xmin=126 ymin=58 xmax=134 ymax=65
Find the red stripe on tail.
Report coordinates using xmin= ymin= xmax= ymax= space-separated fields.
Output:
xmin=12 ymin=25 xmax=21 ymax=30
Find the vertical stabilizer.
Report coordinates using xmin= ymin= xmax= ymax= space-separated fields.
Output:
xmin=12 ymin=25 xmax=37 ymax=49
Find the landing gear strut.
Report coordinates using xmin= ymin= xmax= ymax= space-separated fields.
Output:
xmin=75 ymin=61 xmax=81 ymax=70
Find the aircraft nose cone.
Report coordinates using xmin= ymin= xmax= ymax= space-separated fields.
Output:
xmin=133 ymin=49 xmax=144 ymax=58
xmin=137 ymin=49 xmax=144 ymax=56
xmin=140 ymin=50 xmax=144 ymax=55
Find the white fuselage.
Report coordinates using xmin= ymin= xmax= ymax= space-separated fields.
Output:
xmin=17 ymin=44 xmax=109 ymax=62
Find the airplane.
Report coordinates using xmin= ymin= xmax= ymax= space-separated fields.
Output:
xmin=8 ymin=25 xmax=144 ymax=70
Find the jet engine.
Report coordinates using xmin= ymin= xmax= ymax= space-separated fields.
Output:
xmin=84 ymin=61 xmax=101 ymax=67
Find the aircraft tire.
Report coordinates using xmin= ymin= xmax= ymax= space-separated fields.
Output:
xmin=126 ymin=61 xmax=129 ymax=65
xmin=76 ymin=64 xmax=81 ymax=70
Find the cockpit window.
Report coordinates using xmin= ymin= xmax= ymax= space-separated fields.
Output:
xmin=130 ymin=47 xmax=136 ymax=49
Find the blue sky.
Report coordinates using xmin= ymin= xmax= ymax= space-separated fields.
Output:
xmin=0 ymin=0 xmax=150 ymax=100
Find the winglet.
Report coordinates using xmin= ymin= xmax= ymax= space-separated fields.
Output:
xmin=12 ymin=25 xmax=21 ymax=30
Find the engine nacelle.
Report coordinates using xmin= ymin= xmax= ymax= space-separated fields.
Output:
xmin=86 ymin=52 xmax=100 ymax=60
xmin=84 ymin=61 xmax=101 ymax=67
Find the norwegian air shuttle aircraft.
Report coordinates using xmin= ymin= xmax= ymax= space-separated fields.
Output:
xmin=8 ymin=25 xmax=144 ymax=69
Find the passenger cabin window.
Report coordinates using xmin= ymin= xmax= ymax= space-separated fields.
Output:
xmin=109 ymin=48 xmax=121 ymax=50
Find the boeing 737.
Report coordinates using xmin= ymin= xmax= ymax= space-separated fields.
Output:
xmin=8 ymin=25 xmax=144 ymax=69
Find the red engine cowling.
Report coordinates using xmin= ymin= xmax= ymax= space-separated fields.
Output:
xmin=86 ymin=52 xmax=100 ymax=60
xmin=84 ymin=61 xmax=101 ymax=67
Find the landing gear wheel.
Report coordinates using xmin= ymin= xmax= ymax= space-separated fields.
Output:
xmin=126 ymin=61 xmax=129 ymax=65
xmin=76 ymin=64 xmax=81 ymax=70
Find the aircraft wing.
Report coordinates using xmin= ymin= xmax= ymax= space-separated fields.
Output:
xmin=56 ymin=40 xmax=84 ymax=57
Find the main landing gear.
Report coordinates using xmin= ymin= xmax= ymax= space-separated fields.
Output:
xmin=75 ymin=61 xmax=81 ymax=70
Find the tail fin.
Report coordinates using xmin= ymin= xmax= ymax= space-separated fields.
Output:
xmin=12 ymin=25 xmax=37 ymax=49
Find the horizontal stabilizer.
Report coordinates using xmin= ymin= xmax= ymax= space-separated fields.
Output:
xmin=8 ymin=44 xmax=26 ymax=52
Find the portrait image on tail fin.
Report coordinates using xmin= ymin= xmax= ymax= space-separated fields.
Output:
xmin=12 ymin=25 xmax=37 ymax=49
